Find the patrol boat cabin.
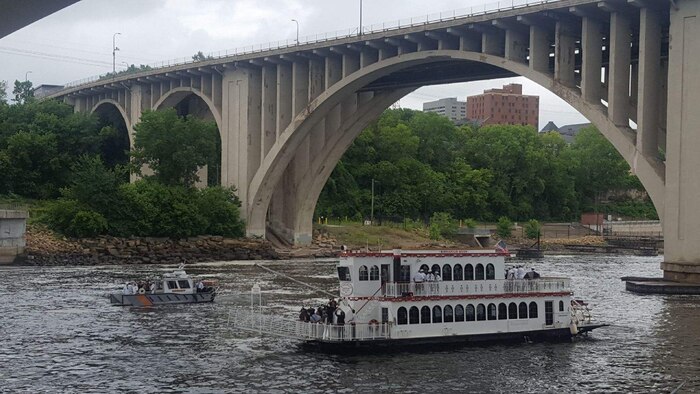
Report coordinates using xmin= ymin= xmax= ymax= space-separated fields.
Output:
xmin=230 ymin=249 xmax=605 ymax=351
xmin=110 ymin=269 xmax=217 ymax=306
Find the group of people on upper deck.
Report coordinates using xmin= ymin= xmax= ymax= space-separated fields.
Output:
xmin=412 ymin=269 xmax=441 ymax=283
xmin=506 ymin=266 xmax=540 ymax=280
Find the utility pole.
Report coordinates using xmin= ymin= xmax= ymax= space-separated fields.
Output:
xmin=291 ymin=19 xmax=299 ymax=45
xmin=24 ymin=71 xmax=32 ymax=81
xmin=359 ymin=0 xmax=363 ymax=37
xmin=370 ymin=178 xmax=375 ymax=224
xmin=112 ymin=32 xmax=121 ymax=75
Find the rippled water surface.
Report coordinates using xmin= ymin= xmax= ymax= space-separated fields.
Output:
xmin=1 ymin=255 xmax=698 ymax=393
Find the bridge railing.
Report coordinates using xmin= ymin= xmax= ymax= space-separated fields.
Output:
xmin=60 ymin=0 xmax=563 ymax=90
xmin=382 ymin=278 xmax=571 ymax=298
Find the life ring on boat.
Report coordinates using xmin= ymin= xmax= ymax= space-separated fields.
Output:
xmin=368 ymin=319 xmax=380 ymax=327
xmin=138 ymin=288 xmax=145 ymax=294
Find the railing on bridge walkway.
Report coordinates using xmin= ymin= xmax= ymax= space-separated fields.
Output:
xmin=382 ymin=278 xmax=571 ymax=298
xmin=62 ymin=0 xmax=563 ymax=89
xmin=229 ymin=307 xmax=391 ymax=342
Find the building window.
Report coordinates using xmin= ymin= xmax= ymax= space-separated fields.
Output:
xmin=487 ymin=303 xmax=497 ymax=320
xmin=370 ymin=265 xmax=379 ymax=281
xmin=420 ymin=264 xmax=430 ymax=273
xmin=529 ymin=302 xmax=538 ymax=319
xmin=397 ymin=307 xmax=407 ymax=325
xmin=465 ymin=264 xmax=474 ymax=280
xmin=453 ymin=264 xmax=463 ymax=281
xmin=508 ymin=302 xmax=518 ymax=319
xmin=486 ymin=264 xmax=495 ymax=280
xmin=167 ymin=280 xmax=178 ymax=290
xmin=466 ymin=304 xmax=476 ymax=321
xmin=431 ymin=264 xmax=440 ymax=276
xmin=475 ymin=264 xmax=485 ymax=280
xmin=545 ymin=301 xmax=554 ymax=325
xmin=178 ymin=280 xmax=190 ymax=289
xmin=455 ymin=305 xmax=465 ymax=322
xmin=519 ymin=302 xmax=528 ymax=319
xmin=559 ymin=300 xmax=565 ymax=312
xmin=498 ymin=303 xmax=507 ymax=320
xmin=409 ymin=306 xmax=419 ymax=324
xmin=421 ymin=306 xmax=431 ymax=324
xmin=359 ymin=265 xmax=368 ymax=281
xmin=444 ymin=305 xmax=454 ymax=322
xmin=442 ymin=264 xmax=452 ymax=281
xmin=433 ymin=306 xmax=443 ymax=323
xmin=476 ymin=304 xmax=486 ymax=321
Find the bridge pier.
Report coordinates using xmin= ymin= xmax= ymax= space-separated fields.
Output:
xmin=661 ymin=0 xmax=700 ymax=283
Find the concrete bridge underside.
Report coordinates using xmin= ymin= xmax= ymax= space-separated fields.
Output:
xmin=52 ymin=0 xmax=700 ymax=283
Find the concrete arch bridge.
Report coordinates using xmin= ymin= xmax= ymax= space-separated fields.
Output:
xmin=50 ymin=0 xmax=700 ymax=282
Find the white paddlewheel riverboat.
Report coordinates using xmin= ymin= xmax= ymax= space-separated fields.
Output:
xmin=230 ymin=249 xmax=605 ymax=351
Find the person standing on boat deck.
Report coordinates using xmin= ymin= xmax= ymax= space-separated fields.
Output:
xmin=516 ymin=266 xmax=526 ymax=280
xmin=335 ymin=308 xmax=346 ymax=339
xmin=434 ymin=271 xmax=442 ymax=281
xmin=197 ymin=281 xmax=204 ymax=293
xmin=507 ymin=267 xmax=515 ymax=280
xmin=150 ymin=281 xmax=157 ymax=294
xmin=299 ymin=307 xmax=309 ymax=322
xmin=413 ymin=269 xmax=425 ymax=283
xmin=122 ymin=283 xmax=130 ymax=295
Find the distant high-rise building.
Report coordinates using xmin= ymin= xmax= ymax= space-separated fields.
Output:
xmin=422 ymin=97 xmax=467 ymax=122
xmin=467 ymin=83 xmax=539 ymax=128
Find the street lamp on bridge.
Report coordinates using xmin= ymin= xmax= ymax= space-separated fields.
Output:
xmin=291 ymin=19 xmax=299 ymax=45
xmin=24 ymin=71 xmax=32 ymax=82
xmin=112 ymin=32 xmax=121 ymax=75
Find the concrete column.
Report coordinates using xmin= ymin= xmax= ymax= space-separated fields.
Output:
xmin=292 ymin=60 xmax=309 ymax=115
xmin=481 ymin=31 xmax=504 ymax=56
xmin=360 ymin=47 xmax=378 ymax=68
xmin=309 ymin=58 xmax=325 ymax=102
xmin=221 ymin=67 xmax=261 ymax=225
xmin=529 ymin=25 xmax=549 ymax=73
xmin=261 ymin=64 xmax=277 ymax=159
xmin=276 ymin=63 xmax=292 ymax=135
xmin=581 ymin=17 xmax=603 ymax=104
xmin=459 ymin=34 xmax=481 ymax=52
xmin=342 ymin=53 xmax=361 ymax=77
xmin=554 ymin=21 xmax=576 ymax=87
xmin=662 ymin=1 xmax=700 ymax=282
xmin=608 ymin=12 xmax=631 ymax=127
xmin=505 ymin=29 xmax=528 ymax=63
xmin=636 ymin=7 xmax=661 ymax=158
xmin=325 ymin=55 xmax=342 ymax=89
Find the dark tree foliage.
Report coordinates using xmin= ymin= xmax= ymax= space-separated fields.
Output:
xmin=316 ymin=109 xmax=654 ymax=222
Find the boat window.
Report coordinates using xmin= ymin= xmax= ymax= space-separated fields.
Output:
xmin=486 ymin=264 xmax=495 ymax=280
xmin=454 ymin=305 xmax=465 ymax=322
xmin=400 ymin=265 xmax=411 ymax=282
xmin=529 ymin=302 xmax=538 ymax=319
xmin=465 ymin=304 xmax=475 ymax=321
xmin=475 ymin=264 xmax=485 ymax=280
xmin=444 ymin=305 xmax=454 ymax=322
xmin=442 ymin=264 xmax=452 ymax=281
xmin=420 ymin=264 xmax=430 ymax=273
xmin=545 ymin=301 xmax=554 ymax=325
xmin=465 ymin=264 xmax=474 ymax=281
xmin=453 ymin=264 xmax=463 ymax=281
xmin=337 ymin=267 xmax=351 ymax=281
xmin=432 ymin=306 xmax=443 ymax=323
xmin=359 ymin=265 xmax=368 ymax=281
xmin=508 ymin=302 xmax=518 ymax=319
xmin=431 ymin=264 xmax=440 ymax=276
xmin=498 ymin=303 xmax=507 ymax=320
xmin=370 ymin=265 xmax=380 ymax=281
xmin=519 ymin=302 xmax=528 ymax=319
xmin=167 ymin=280 xmax=178 ymax=289
xmin=397 ymin=307 xmax=408 ymax=325
xmin=559 ymin=300 xmax=565 ymax=312
xmin=487 ymin=303 xmax=497 ymax=320
xmin=409 ymin=306 xmax=419 ymax=324
xmin=178 ymin=280 xmax=190 ymax=289
xmin=476 ymin=304 xmax=486 ymax=321
xmin=421 ymin=306 xmax=431 ymax=324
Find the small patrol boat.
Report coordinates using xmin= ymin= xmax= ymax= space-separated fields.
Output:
xmin=109 ymin=267 xmax=217 ymax=306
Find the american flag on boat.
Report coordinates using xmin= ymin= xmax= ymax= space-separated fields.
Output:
xmin=495 ymin=240 xmax=509 ymax=253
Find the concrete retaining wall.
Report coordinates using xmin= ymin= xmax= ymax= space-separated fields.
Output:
xmin=0 ymin=210 xmax=28 ymax=264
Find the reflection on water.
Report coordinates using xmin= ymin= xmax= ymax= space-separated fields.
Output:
xmin=0 ymin=255 xmax=698 ymax=392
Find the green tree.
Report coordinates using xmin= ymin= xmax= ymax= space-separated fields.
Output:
xmin=131 ymin=109 xmax=218 ymax=187
xmin=0 ymin=80 xmax=8 ymax=104
xmin=496 ymin=216 xmax=513 ymax=238
xmin=12 ymin=80 xmax=34 ymax=104
xmin=192 ymin=51 xmax=213 ymax=62
xmin=524 ymin=219 xmax=541 ymax=239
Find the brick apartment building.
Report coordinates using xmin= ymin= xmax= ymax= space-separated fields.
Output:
xmin=467 ymin=83 xmax=539 ymax=128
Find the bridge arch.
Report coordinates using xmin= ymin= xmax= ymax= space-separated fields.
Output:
xmin=152 ymin=87 xmax=222 ymax=131
xmin=90 ymin=99 xmax=131 ymax=145
xmin=248 ymin=49 xmax=665 ymax=238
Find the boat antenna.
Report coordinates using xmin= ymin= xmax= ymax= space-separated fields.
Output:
xmin=178 ymin=259 xmax=186 ymax=270
xmin=254 ymin=264 xmax=337 ymax=298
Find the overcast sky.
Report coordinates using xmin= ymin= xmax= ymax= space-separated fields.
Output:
xmin=0 ymin=0 xmax=587 ymax=129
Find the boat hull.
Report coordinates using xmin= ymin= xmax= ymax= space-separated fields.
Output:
xmin=109 ymin=292 xmax=216 ymax=306
xmin=300 ymin=324 xmax=607 ymax=353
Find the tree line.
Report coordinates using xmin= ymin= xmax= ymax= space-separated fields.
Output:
xmin=316 ymin=109 xmax=657 ymax=223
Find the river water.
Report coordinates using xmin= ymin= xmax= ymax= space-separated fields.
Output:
xmin=0 ymin=255 xmax=698 ymax=393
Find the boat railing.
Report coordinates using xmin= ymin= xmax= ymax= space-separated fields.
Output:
xmin=382 ymin=278 xmax=570 ymax=298
xmin=228 ymin=307 xmax=391 ymax=342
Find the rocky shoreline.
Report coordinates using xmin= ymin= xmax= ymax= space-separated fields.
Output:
xmin=19 ymin=227 xmax=284 ymax=266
